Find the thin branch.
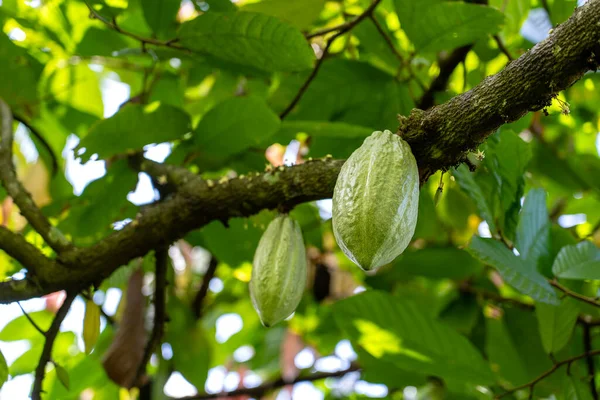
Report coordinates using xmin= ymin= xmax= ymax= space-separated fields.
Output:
xmin=135 ymin=247 xmax=169 ymax=385
xmin=550 ymin=279 xmax=600 ymax=309
xmin=368 ymin=14 xmax=404 ymax=63
xmin=17 ymin=302 xmax=46 ymax=336
xmin=83 ymin=0 xmax=184 ymax=50
xmin=417 ymin=44 xmax=473 ymax=110
xmin=172 ymin=363 xmax=360 ymax=400
xmin=305 ymin=0 xmax=382 ymax=40
xmin=12 ymin=114 xmax=59 ymax=176
xmin=280 ymin=0 xmax=383 ymax=119
xmin=31 ymin=292 xmax=76 ymax=400
xmin=493 ymin=35 xmax=514 ymax=61
xmin=0 ymin=98 xmax=71 ymax=254
xmin=583 ymin=324 xmax=599 ymax=399
xmin=495 ymin=350 xmax=600 ymax=399
xmin=192 ymin=256 xmax=218 ymax=320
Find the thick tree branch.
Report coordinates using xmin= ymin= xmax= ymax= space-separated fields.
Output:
xmin=0 ymin=226 xmax=57 ymax=277
xmin=0 ymin=99 xmax=71 ymax=253
xmin=31 ymin=291 xmax=76 ymax=400
xmin=172 ymin=363 xmax=360 ymax=400
xmin=0 ymin=0 xmax=599 ymax=304
xmin=399 ymin=0 xmax=600 ymax=180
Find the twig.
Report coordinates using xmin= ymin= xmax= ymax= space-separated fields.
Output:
xmin=280 ymin=0 xmax=382 ymax=119
xmin=192 ymin=256 xmax=218 ymax=320
xmin=172 ymin=363 xmax=360 ymax=400
xmin=31 ymin=291 xmax=76 ymax=400
xmin=583 ymin=324 xmax=599 ymax=399
xmin=135 ymin=247 xmax=169 ymax=385
xmin=368 ymin=14 xmax=404 ymax=63
xmin=12 ymin=114 xmax=59 ymax=176
xmin=418 ymin=44 xmax=473 ymax=109
xmin=495 ymin=350 xmax=600 ymax=398
xmin=550 ymin=279 xmax=600 ymax=308
xmin=17 ymin=302 xmax=46 ymax=336
xmin=83 ymin=0 xmax=184 ymax=50
xmin=0 ymin=98 xmax=71 ymax=254
xmin=493 ymin=35 xmax=514 ymax=61
xmin=305 ymin=0 xmax=382 ymax=40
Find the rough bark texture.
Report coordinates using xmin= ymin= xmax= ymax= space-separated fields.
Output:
xmin=1 ymin=0 xmax=600 ymax=303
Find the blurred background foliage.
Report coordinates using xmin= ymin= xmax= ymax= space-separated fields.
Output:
xmin=0 ymin=0 xmax=599 ymax=398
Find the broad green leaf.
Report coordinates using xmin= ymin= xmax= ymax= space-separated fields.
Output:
xmin=0 ymin=350 xmax=7 ymax=389
xmin=77 ymin=103 xmax=191 ymax=162
xmin=0 ymin=310 xmax=53 ymax=341
xmin=394 ymin=0 xmax=504 ymax=53
xmin=57 ymin=159 xmax=138 ymax=244
xmin=9 ymin=343 xmax=43 ymax=377
xmin=552 ymin=241 xmax=600 ymax=280
xmin=241 ymin=0 xmax=325 ymax=30
xmin=142 ymin=0 xmax=180 ymax=38
xmin=453 ymin=164 xmax=497 ymax=233
xmin=83 ymin=299 xmax=101 ymax=354
xmin=485 ymin=317 xmax=528 ymax=386
xmin=468 ymin=237 xmax=559 ymax=305
xmin=535 ymin=297 xmax=579 ymax=354
xmin=76 ymin=27 xmax=130 ymax=56
xmin=178 ymin=12 xmax=315 ymax=72
xmin=275 ymin=59 xmax=413 ymax=130
xmin=563 ymin=372 xmax=594 ymax=400
xmin=49 ymin=63 xmax=104 ymax=118
xmin=551 ymin=0 xmax=578 ymax=26
xmin=516 ymin=188 xmax=550 ymax=272
xmin=333 ymin=291 xmax=494 ymax=384
xmin=193 ymin=96 xmax=280 ymax=167
xmin=0 ymin=33 xmax=43 ymax=109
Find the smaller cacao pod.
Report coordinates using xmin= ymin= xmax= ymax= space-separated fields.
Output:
xmin=332 ymin=130 xmax=419 ymax=271
xmin=250 ymin=214 xmax=307 ymax=327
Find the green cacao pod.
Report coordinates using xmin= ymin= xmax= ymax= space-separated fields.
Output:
xmin=332 ymin=130 xmax=419 ymax=271
xmin=250 ymin=214 xmax=307 ymax=327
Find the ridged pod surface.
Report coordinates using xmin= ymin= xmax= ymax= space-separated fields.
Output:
xmin=332 ymin=130 xmax=419 ymax=271
xmin=250 ymin=215 xmax=307 ymax=327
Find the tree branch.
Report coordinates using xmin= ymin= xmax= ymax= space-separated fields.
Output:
xmin=0 ymin=98 xmax=71 ymax=254
xmin=550 ymin=279 xmax=600 ymax=309
xmin=31 ymin=291 xmax=76 ymax=400
xmin=280 ymin=0 xmax=383 ymax=119
xmin=135 ymin=247 xmax=168 ymax=385
xmin=495 ymin=350 xmax=600 ymax=399
xmin=17 ymin=301 xmax=46 ymax=336
xmin=0 ymin=0 xmax=599 ymax=304
xmin=171 ymin=363 xmax=360 ymax=400
xmin=192 ymin=256 xmax=218 ymax=320
xmin=583 ymin=324 xmax=599 ymax=399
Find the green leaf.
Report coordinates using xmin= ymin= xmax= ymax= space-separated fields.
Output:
xmin=53 ymin=362 xmax=70 ymax=390
xmin=241 ymin=0 xmax=324 ymax=30
xmin=468 ymin=237 xmax=559 ymax=305
xmin=563 ymin=372 xmax=595 ymax=400
xmin=0 ymin=311 xmax=53 ymax=341
xmin=394 ymin=0 xmax=504 ymax=53
xmin=0 ymin=33 xmax=43 ymax=109
xmin=0 ymin=350 xmax=7 ymax=389
xmin=485 ymin=316 xmax=528 ymax=386
xmin=178 ymin=12 xmax=315 ymax=72
xmin=516 ymin=188 xmax=550 ymax=272
xmin=535 ymin=297 xmax=579 ymax=354
xmin=49 ymin=63 xmax=104 ymax=118
xmin=193 ymin=96 xmax=280 ymax=167
xmin=552 ymin=241 xmax=600 ymax=280
xmin=453 ymin=164 xmax=497 ymax=233
xmin=142 ymin=0 xmax=180 ymax=39
xmin=77 ymin=103 xmax=191 ymax=162
xmin=76 ymin=27 xmax=130 ymax=57
xmin=333 ymin=291 xmax=494 ymax=385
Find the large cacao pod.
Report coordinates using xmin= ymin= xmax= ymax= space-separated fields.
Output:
xmin=250 ymin=214 xmax=307 ymax=327
xmin=332 ymin=130 xmax=419 ymax=271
